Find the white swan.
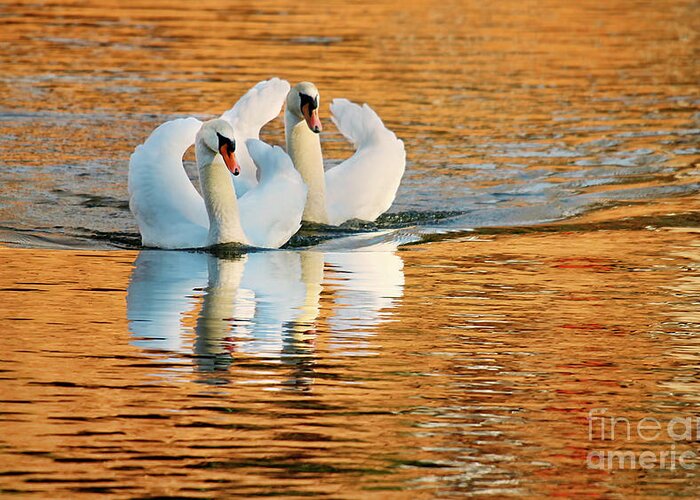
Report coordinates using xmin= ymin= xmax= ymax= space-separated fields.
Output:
xmin=128 ymin=118 xmax=306 ymax=249
xmin=284 ymin=82 xmax=406 ymax=225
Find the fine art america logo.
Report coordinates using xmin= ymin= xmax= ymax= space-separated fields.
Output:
xmin=587 ymin=409 xmax=698 ymax=470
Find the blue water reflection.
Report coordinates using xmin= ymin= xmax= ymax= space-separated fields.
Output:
xmin=126 ymin=248 xmax=404 ymax=374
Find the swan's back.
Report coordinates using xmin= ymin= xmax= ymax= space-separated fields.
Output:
xmin=128 ymin=117 xmax=208 ymax=248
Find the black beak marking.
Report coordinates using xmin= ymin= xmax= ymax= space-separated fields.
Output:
xmin=216 ymin=132 xmax=235 ymax=152
xmin=299 ymin=92 xmax=318 ymax=112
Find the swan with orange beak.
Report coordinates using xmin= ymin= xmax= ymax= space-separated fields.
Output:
xmin=129 ymin=117 xmax=307 ymax=249
xmin=284 ymin=81 xmax=405 ymax=226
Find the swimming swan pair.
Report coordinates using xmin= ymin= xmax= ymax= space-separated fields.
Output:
xmin=128 ymin=78 xmax=406 ymax=249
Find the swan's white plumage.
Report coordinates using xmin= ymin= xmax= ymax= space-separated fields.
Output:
xmin=284 ymin=82 xmax=406 ymax=226
xmin=220 ymin=78 xmax=291 ymax=196
xmin=239 ymin=139 xmax=307 ymax=249
xmin=325 ymin=99 xmax=406 ymax=225
xmin=128 ymin=118 xmax=305 ymax=250
xmin=128 ymin=117 xmax=208 ymax=249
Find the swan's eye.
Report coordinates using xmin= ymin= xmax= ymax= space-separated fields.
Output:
xmin=300 ymin=93 xmax=318 ymax=111
xmin=216 ymin=132 xmax=235 ymax=152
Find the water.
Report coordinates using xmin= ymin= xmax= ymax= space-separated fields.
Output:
xmin=1 ymin=0 xmax=698 ymax=241
xmin=1 ymin=0 xmax=700 ymax=497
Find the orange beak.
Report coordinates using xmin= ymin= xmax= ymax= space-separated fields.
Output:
xmin=302 ymin=104 xmax=322 ymax=134
xmin=219 ymin=142 xmax=240 ymax=176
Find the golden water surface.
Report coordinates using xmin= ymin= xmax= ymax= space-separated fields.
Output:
xmin=3 ymin=226 xmax=700 ymax=496
xmin=1 ymin=0 xmax=700 ymax=497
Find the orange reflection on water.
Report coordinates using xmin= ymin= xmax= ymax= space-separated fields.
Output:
xmin=2 ymin=226 xmax=700 ymax=496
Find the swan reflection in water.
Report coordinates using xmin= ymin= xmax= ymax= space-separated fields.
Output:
xmin=126 ymin=246 xmax=404 ymax=386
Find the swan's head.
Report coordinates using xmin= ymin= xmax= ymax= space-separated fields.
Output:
xmin=196 ymin=119 xmax=240 ymax=176
xmin=287 ymin=82 xmax=322 ymax=133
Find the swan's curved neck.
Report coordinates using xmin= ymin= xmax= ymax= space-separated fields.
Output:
xmin=285 ymin=109 xmax=328 ymax=224
xmin=196 ymin=144 xmax=249 ymax=246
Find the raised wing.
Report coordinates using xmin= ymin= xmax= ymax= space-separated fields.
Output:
xmin=238 ymin=139 xmax=307 ymax=249
xmin=220 ymin=78 xmax=291 ymax=196
xmin=325 ymin=99 xmax=406 ymax=225
xmin=128 ymin=117 xmax=208 ymax=248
